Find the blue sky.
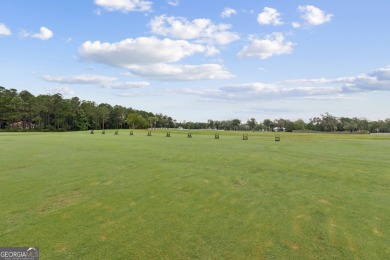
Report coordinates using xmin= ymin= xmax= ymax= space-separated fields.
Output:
xmin=1 ymin=0 xmax=390 ymax=122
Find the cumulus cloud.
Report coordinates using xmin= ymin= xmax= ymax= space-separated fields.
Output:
xmin=257 ymin=7 xmax=283 ymax=25
xmin=33 ymin=27 xmax=53 ymax=40
xmin=78 ymin=36 xmax=234 ymax=81
xmin=370 ymin=66 xmax=390 ymax=81
xmin=21 ymin=27 xmax=53 ymax=40
xmin=79 ymin=37 xmax=207 ymax=67
xmin=42 ymin=74 xmax=149 ymax=89
xmin=150 ymin=15 xmax=240 ymax=45
xmin=0 ymin=23 xmax=11 ymax=36
xmin=238 ymin=33 xmax=294 ymax=59
xmin=94 ymin=0 xmax=152 ymax=12
xmin=298 ymin=5 xmax=333 ymax=26
xmin=221 ymin=8 xmax=237 ymax=18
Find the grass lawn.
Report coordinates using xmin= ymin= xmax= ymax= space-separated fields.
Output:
xmin=1 ymin=130 xmax=389 ymax=259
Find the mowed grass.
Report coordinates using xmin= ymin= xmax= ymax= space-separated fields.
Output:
xmin=1 ymin=130 xmax=389 ymax=259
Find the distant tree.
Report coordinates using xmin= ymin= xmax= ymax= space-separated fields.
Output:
xmin=247 ymin=118 xmax=257 ymax=131
xmin=66 ymin=97 xmax=88 ymax=131
xmin=98 ymin=103 xmax=112 ymax=130
xmin=136 ymin=115 xmax=149 ymax=129
xmin=307 ymin=117 xmax=322 ymax=131
xmin=214 ymin=120 xmax=221 ymax=130
xmin=8 ymin=96 xmax=25 ymax=128
xmin=283 ymin=119 xmax=294 ymax=132
xmin=321 ymin=112 xmax=338 ymax=132
xmin=293 ymin=119 xmax=306 ymax=131
xmin=80 ymin=101 xmax=98 ymax=130
xmin=2 ymin=86 xmax=390 ymax=133
xmin=263 ymin=119 xmax=273 ymax=131
xmin=232 ymin=119 xmax=241 ymax=131
xmin=126 ymin=113 xmax=148 ymax=129
xmin=167 ymin=117 xmax=174 ymax=128
xmin=109 ymin=105 xmax=127 ymax=129
xmin=159 ymin=115 xmax=168 ymax=128
xmin=148 ymin=116 xmax=158 ymax=129
xmin=207 ymin=119 xmax=214 ymax=129
xmin=356 ymin=117 xmax=368 ymax=132
xmin=126 ymin=113 xmax=139 ymax=129
xmin=51 ymin=93 xmax=65 ymax=130
xmin=0 ymin=87 xmax=18 ymax=129
xmin=274 ymin=119 xmax=287 ymax=129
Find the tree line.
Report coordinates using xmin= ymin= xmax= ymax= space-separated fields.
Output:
xmin=177 ymin=113 xmax=390 ymax=133
xmin=0 ymin=87 xmax=174 ymax=131
xmin=1 ymin=86 xmax=389 ymax=133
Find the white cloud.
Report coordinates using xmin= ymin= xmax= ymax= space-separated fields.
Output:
xmin=33 ymin=27 xmax=54 ymax=40
xmin=238 ymin=33 xmax=294 ymax=59
xmin=204 ymin=45 xmax=220 ymax=56
xmin=43 ymin=74 xmax=117 ymax=84
xmin=79 ymin=37 xmax=207 ymax=67
xmin=257 ymin=7 xmax=283 ymax=26
xmin=222 ymin=83 xmax=280 ymax=94
xmin=21 ymin=27 xmax=53 ymax=40
xmin=342 ymin=67 xmax=390 ymax=92
xmin=298 ymin=5 xmax=333 ymax=26
xmin=150 ymin=15 xmax=240 ymax=45
xmin=370 ymin=66 xmax=390 ymax=81
xmin=94 ymin=0 xmax=152 ymax=12
xmin=167 ymin=0 xmax=180 ymax=7
xmin=104 ymin=81 xmax=150 ymax=89
xmin=222 ymin=83 xmax=341 ymax=99
xmin=176 ymin=82 xmax=343 ymax=102
xmin=42 ymin=74 xmax=149 ymax=89
xmin=292 ymin=22 xmax=301 ymax=28
xmin=177 ymin=66 xmax=390 ymax=102
xmin=126 ymin=63 xmax=234 ymax=81
xmin=221 ymin=8 xmax=237 ymax=18
xmin=62 ymin=37 xmax=73 ymax=43
xmin=47 ymin=86 xmax=75 ymax=96
xmin=0 ymin=23 xmax=11 ymax=36
xmin=178 ymin=82 xmax=344 ymax=102
xmin=285 ymin=66 xmax=390 ymax=93
xmin=79 ymin=36 xmax=235 ymax=81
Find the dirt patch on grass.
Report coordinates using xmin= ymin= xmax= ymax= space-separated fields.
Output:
xmin=288 ymin=243 xmax=300 ymax=250
xmin=372 ymin=227 xmax=383 ymax=237
xmin=347 ymin=237 xmax=357 ymax=253
xmin=56 ymin=243 xmax=68 ymax=252
xmin=319 ymin=199 xmax=332 ymax=205
xmin=39 ymin=189 xmax=84 ymax=214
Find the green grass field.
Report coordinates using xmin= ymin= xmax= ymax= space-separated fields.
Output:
xmin=1 ymin=131 xmax=389 ymax=259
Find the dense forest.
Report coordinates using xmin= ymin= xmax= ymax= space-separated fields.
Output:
xmin=0 ymin=86 xmax=172 ymax=131
xmin=1 ymin=86 xmax=390 ymax=133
